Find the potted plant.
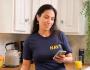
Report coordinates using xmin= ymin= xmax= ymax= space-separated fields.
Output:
xmin=82 ymin=0 xmax=90 ymax=64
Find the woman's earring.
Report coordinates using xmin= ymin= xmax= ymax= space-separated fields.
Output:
xmin=37 ymin=22 xmax=39 ymax=24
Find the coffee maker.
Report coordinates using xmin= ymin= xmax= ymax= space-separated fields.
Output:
xmin=19 ymin=41 xmax=24 ymax=63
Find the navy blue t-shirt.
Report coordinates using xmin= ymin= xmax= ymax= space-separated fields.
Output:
xmin=23 ymin=31 xmax=72 ymax=70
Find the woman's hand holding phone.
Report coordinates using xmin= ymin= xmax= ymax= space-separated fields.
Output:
xmin=53 ymin=51 xmax=66 ymax=63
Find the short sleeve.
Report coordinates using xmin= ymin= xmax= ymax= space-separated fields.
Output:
xmin=23 ymin=37 xmax=33 ymax=60
xmin=59 ymin=31 xmax=72 ymax=54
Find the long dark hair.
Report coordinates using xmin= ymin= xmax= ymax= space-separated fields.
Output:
xmin=31 ymin=4 xmax=58 ymax=34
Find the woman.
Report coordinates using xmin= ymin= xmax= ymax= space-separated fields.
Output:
xmin=21 ymin=4 xmax=73 ymax=70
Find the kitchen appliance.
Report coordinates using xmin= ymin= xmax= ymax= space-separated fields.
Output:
xmin=79 ymin=49 xmax=84 ymax=64
xmin=4 ymin=42 xmax=20 ymax=67
xmin=19 ymin=41 xmax=24 ymax=63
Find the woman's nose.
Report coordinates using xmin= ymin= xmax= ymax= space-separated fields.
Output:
xmin=47 ymin=19 xmax=52 ymax=24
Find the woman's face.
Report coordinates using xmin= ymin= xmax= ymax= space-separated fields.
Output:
xmin=37 ymin=9 xmax=55 ymax=31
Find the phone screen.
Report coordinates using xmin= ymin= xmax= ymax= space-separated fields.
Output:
xmin=54 ymin=50 xmax=66 ymax=57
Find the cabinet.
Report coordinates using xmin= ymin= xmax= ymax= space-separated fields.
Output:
xmin=0 ymin=0 xmax=32 ymax=34
xmin=57 ymin=0 xmax=86 ymax=35
xmin=32 ymin=0 xmax=58 ymax=20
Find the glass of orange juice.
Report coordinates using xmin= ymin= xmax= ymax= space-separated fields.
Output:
xmin=0 ymin=55 xmax=4 ymax=68
xmin=74 ymin=60 xmax=82 ymax=70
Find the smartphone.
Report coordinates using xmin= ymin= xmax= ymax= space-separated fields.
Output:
xmin=54 ymin=50 xmax=66 ymax=57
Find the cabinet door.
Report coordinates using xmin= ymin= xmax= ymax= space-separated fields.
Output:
xmin=14 ymin=0 xmax=25 ymax=32
xmin=32 ymin=0 xmax=58 ymax=21
xmin=0 ymin=0 xmax=31 ymax=34
xmin=14 ymin=0 xmax=31 ymax=33
xmin=24 ymin=0 xmax=32 ymax=34
xmin=57 ymin=0 xmax=85 ymax=35
xmin=0 ymin=0 xmax=13 ymax=33
xmin=57 ymin=0 xmax=75 ymax=33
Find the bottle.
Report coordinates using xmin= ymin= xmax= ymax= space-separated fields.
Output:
xmin=79 ymin=49 xmax=84 ymax=64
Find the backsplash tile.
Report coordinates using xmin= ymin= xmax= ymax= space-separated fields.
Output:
xmin=67 ymin=35 xmax=86 ymax=60
xmin=0 ymin=34 xmax=87 ymax=60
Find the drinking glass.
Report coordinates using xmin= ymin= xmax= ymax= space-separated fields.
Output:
xmin=74 ymin=60 xmax=82 ymax=70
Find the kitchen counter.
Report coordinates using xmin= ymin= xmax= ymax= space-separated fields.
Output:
xmin=65 ymin=63 xmax=90 ymax=70
xmin=0 ymin=64 xmax=35 ymax=70
xmin=0 ymin=63 xmax=90 ymax=70
xmin=0 ymin=66 xmax=20 ymax=70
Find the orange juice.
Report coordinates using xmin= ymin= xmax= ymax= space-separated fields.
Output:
xmin=75 ymin=61 xmax=82 ymax=70
xmin=0 ymin=55 xmax=4 ymax=68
